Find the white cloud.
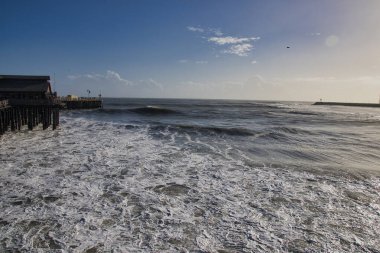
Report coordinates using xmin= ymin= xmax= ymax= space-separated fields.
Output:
xmin=105 ymin=70 xmax=131 ymax=85
xmin=207 ymin=36 xmax=260 ymax=57
xmin=186 ymin=25 xmax=260 ymax=57
xmin=208 ymin=36 xmax=259 ymax=45
xmin=187 ymin=26 xmax=204 ymax=33
xmin=224 ymin=43 xmax=253 ymax=56
xmin=209 ymin=28 xmax=223 ymax=36
xmin=251 ymin=60 xmax=257 ymax=64
xmin=179 ymin=59 xmax=188 ymax=63
xmin=196 ymin=60 xmax=208 ymax=64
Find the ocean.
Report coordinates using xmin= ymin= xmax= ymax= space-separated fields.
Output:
xmin=1 ymin=98 xmax=380 ymax=252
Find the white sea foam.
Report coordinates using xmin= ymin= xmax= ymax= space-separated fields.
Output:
xmin=0 ymin=113 xmax=380 ymax=252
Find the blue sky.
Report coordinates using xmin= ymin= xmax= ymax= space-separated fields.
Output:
xmin=1 ymin=0 xmax=380 ymax=101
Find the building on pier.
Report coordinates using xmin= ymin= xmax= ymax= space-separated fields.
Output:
xmin=0 ymin=75 xmax=55 ymax=101
xmin=0 ymin=75 xmax=60 ymax=135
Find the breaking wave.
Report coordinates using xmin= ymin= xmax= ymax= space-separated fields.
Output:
xmin=1 ymin=99 xmax=380 ymax=252
xmin=149 ymin=124 xmax=255 ymax=137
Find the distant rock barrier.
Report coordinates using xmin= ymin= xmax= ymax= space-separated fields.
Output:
xmin=314 ymin=102 xmax=380 ymax=108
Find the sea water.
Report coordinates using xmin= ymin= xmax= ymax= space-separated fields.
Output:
xmin=1 ymin=98 xmax=380 ymax=252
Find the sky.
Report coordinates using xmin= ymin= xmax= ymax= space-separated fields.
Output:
xmin=1 ymin=0 xmax=380 ymax=102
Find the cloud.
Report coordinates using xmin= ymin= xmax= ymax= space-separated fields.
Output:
xmin=136 ymin=78 xmax=164 ymax=91
xmin=104 ymin=70 xmax=131 ymax=85
xmin=187 ymin=26 xmax=223 ymax=36
xmin=251 ymin=60 xmax=257 ymax=64
xmin=65 ymin=70 xmax=163 ymax=97
xmin=325 ymin=35 xmax=339 ymax=47
xmin=178 ymin=60 xmax=208 ymax=64
xmin=187 ymin=25 xmax=260 ymax=57
xmin=223 ymin=43 xmax=253 ymax=56
xmin=209 ymin=28 xmax=223 ymax=36
xmin=187 ymin=26 xmax=204 ymax=33
xmin=208 ymin=36 xmax=260 ymax=57
xmin=68 ymin=73 xmax=103 ymax=80
xmin=68 ymin=70 xmax=132 ymax=86
xmin=208 ymin=36 xmax=259 ymax=45
xmin=65 ymin=71 xmax=380 ymax=101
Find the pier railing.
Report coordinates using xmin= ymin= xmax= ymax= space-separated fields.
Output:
xmin=58 ymin=97 xmax=102 ymax=102
xmin=58 ymin=97 xmax=103 ymax=109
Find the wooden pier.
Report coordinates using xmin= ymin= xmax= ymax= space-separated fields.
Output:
xmin=0 ymin=75 xmax=61 ymax=136
xmin=0 ymin=75 xmax=104 ymax=137
xmin=0 ymin=99 xmax=60 ymax=136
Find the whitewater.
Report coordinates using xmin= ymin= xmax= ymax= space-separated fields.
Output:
xmin=1 ymin=98 xmax=380 ymax=252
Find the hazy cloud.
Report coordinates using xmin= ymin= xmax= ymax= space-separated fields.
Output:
xmin=68 ymin=70 xmax=132 ymax=86
xmin=325 ymin=35 xmax=339 ymax=47
xmin=178 ymin=60 xmax=208 ymax=64
xmin=208 ymin=36 xmax=259 ymax=45
xmin=223 ymin=43 xmax=253 ymax=56
xmin=65 ymin=70 xmax=163 ymax=97
xmin=209 ymin=28 xmax=223 ymax=36
xmin=187 ymin=26 xmax=204 ymax=33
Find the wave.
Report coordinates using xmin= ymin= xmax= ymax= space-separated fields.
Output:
xmin=147 ymin=125 xmax=317 ymax=139
xmin=288 ymin=111 xmax=319 ymax=116
xmin=96 ymin=106 xmax=181 ymax=115
xmin=271 ymin=126 xmax=316 ymax=135
xmin=129 ymin=106 xmax=180 ymax=115
xmin=149 ymin=124 xmax=256 ymax=137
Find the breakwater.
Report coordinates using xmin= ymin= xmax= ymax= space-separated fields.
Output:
xmin=314 ymin=102 xmax=380 ymax=107
xmin=0 ymin=99 xmax=60 ymax=136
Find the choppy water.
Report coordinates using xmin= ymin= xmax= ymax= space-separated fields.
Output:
xmin=1 ymin=98 xmax=380 ymax=252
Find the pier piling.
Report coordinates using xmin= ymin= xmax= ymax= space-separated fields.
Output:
xmin=0 ymin=99 xmax=61 ymax=136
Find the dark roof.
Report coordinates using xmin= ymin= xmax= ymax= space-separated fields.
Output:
xmin=0 ymin=75 xmax=51 ymax=92
xmin=0 ymin=75 xmax=50 ymax=80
